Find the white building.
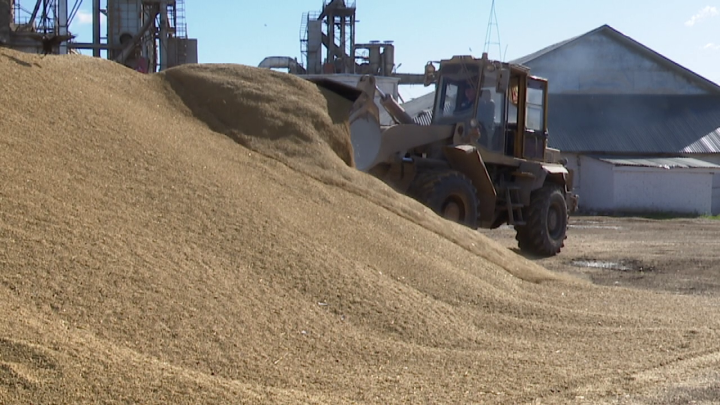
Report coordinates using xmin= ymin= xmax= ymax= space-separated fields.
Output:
xmin=575 ymin=156 xmax=720 ymax=215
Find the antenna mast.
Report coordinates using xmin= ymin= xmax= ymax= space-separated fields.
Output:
xmin=483 ymin=0 xmax=502 ymax=60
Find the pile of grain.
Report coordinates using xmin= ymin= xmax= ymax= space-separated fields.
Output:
xmin=2 ymin=49 xmax=720 ymax=404
xmin=161 ymin=63 xmax=356 ymax=168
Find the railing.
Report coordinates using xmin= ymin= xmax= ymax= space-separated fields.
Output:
xmin=174 ymin=0 xmax=187 ymax=38
xmin=323 ymin=0 xmax=356 ymax=8
xmin=299 ymin=11 xmax=320 ymax=69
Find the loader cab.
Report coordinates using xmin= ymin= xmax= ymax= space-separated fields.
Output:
xmin=431 ymin=59 xmax=505 ymax=154
xmin=428 ymin=55 xmax=549 ymax=162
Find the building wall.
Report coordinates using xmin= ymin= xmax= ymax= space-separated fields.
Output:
xmin=687 ymin=157 xmax=720 ymax=214
xmin=577 ymin=155 xmax=614 ymax=212
xmin=713 ymin=173 xmax=720 ymax=215
xmin=613 ymin=168 xmax=713 ymax=214
xmin=563 ymin=152 xmax=581 ymax=192
xmin=565 ymin=155 xmax=720 ymax=214
xmin=526 ymin=33 xmax=710 ymax=95
xmin=693 ymin=154 xmax=720 ymax=165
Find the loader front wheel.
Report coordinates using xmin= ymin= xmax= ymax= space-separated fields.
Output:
xmin=515 ymin=184 xmax=568 ymax=256
xmin=409 ymin=171 xmax=479 ymax=229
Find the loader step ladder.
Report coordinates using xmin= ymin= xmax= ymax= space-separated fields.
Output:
xmin=505 ymin=186 xmax=526 ymax=226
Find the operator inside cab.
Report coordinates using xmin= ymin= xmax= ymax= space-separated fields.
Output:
xmin=476 ymin=89 xmax=496 ymax=145
xmin=457 ymin=82 xmax=477 ymax=112
xmin=456 ymin=78 xmax=496 ymax=148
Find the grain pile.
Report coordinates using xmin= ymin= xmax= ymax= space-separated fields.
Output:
xmin=2 ymin=49 xmax=720 ymax=404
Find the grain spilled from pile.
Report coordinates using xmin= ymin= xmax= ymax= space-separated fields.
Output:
xmin=2 ymin=50 xmax=720 ymax=404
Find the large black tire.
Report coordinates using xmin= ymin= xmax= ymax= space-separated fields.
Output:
xmin=515 ymin=184 xmax=568 ymax=256
xmin=408 ymin=170 xmax=479 ymax=229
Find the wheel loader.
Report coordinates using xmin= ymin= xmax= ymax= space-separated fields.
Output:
xmin=312 ymin=53 xmax=578 ymax=256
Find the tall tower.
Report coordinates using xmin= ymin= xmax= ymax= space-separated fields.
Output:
xmin=300 ymin=0 xmax=356 ymax=74
xmin=483 ymin=0 xmax=502 ymax=60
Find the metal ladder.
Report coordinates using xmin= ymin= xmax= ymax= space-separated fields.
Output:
xmin=505 ymin=186 xmax=526 ymax=226
xmin=173 ymin=0 xmax=188 ymax=39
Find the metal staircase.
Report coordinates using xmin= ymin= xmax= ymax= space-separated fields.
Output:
xmin=505 ymin=186 xmax=526 ymax=226
xmin=299 ymin=11 xmax=319 ymax=69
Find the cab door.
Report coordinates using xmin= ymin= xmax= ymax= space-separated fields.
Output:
xmin=522 ymin=77 xmax=548 ymax=160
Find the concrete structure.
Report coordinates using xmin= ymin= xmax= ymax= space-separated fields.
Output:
xmin=401 ymin=25 xmax=720 ymax=215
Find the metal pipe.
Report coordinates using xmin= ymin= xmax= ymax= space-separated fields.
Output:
xmin=57 ymin=0 xmax=68 ymax=54
xmin=68 ymin=41 xmax=114 ymax=50
xmin=28 ymin=0 xmax=42 ymax=27
xmin=350 ymin=14 xmax=355 ymax=73
xmin=326 ymin=12 xmax=334 ymax=66
xmin=40 ymin=0 xmax=49 ymax=30
xmin=92 ymin=0 xmax=100 ymax=57
xmin=158 ymin=0 xmax=167 ymax=71
xmin=340 ymin=14 xmax=345 ymax=70
xmin=390 ymin=73 xmax=426 ymax=85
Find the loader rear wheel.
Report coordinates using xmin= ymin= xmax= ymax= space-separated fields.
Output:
xmin=408 ymin=170 xmax=479 ymax=228
xmin=515 ymin=184 xmax=568 ymax=256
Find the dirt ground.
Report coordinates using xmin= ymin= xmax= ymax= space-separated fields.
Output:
xmin=481 ymin=215 xmax=720 ymax=297
xmin=481 ymin=215 xmax=720 ymax=404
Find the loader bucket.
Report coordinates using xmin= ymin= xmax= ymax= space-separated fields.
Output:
xmin=349 ymin=107 xmax=386 ymax=172
xmin=306 ymin=77 xmax=364 ymax=102
xmin=347 ymin=75 xmax=387 ymax=172
xmin=307 ymin=75 xmax=452 ymax=173
xmin=307 ymin=76 xmax=386 ymax=172
xmin=351 ymin=119 xmax=457 ymax=172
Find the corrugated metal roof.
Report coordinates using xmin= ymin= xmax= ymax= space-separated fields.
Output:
xmin=593 ymin=156 xmax=720 ymax=169
xmin=510 ymin=35 xmax=580 ymax=66
xmin=412 ymin=110 xmax=432 ymax=126
xmin=401 ymin=92 xmax=435 ymax=118
xmin=548 ymin=94 xmax=720 ymax=154
xmin=681 ymin=128 xmax=720 ymax=153
xmin=510 ymin=25 xmax=720 ymax=94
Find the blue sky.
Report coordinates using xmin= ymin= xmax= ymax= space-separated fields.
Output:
xmin=64 ymin=1 xmax=720 ymax=100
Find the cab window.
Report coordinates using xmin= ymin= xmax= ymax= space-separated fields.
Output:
xmin=526 ymin=80 xmax=546 ymax=132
